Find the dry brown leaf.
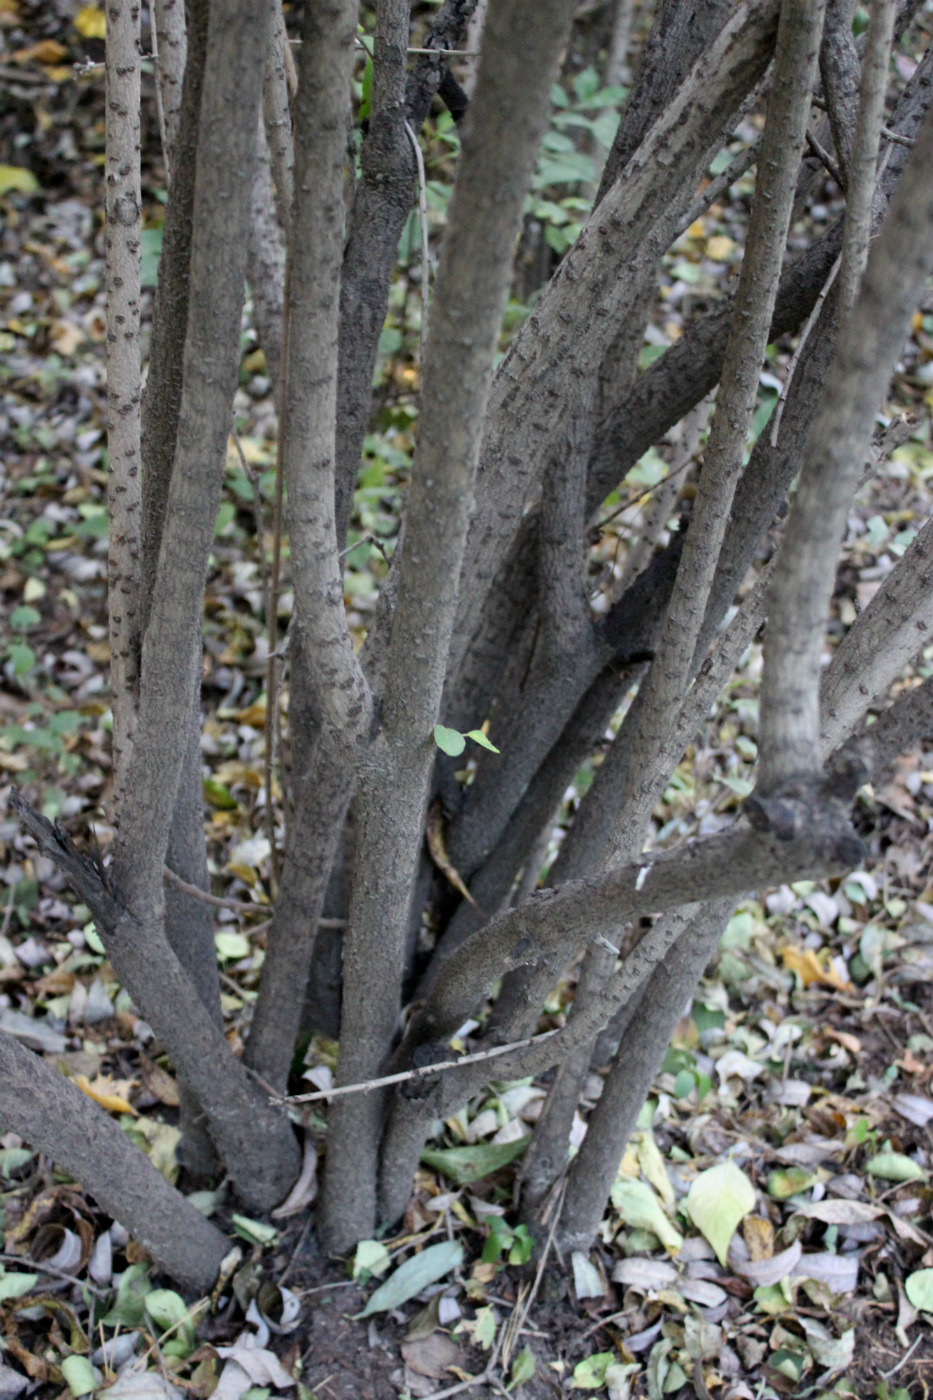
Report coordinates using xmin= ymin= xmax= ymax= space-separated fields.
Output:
xmin=140 ymin=1058 xmax=180 ymax=1107
xmin=825 ymin=1027 xmax=861 ymax=1054
xmin=401 ymin=1333 xmax=463 ymax=1380
xmin=11 ymin=38 xmax=67 ymax=64
xmin=49 ymin=320 xmax=84 ymax=356
xmin=426 ymin=799 xmax=477 ymax=908
xmin=742 ymin=1214 xmax=774 ymax=1262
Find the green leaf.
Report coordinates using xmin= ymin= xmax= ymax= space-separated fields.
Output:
xmin=0 ymin=1149 xmax=32 ymax=1177
xmin=8 ymin=644 xmax=36 ymax=676
xmin=482 ymin=1217 xmax=512 ymax=1264
xmin=215 ymin=931 xmax=250 ymax=961
xmin=433 ymin=724 xmax=466 ymax=757
xmin=60 ymin=1356 xmax=97 ymax=1397
xmin=508 ymin=1224 xmax=533 ymax=1265
xmin=508 ymin=1348 xmax=536 ymax=1390
xmin=101 ymin=1262 xmax=152 ymax=1327
xmin=203 ymin=777 xmax=238 ymax=810
xmin=358 ymin=44 xmax=374 ymax=120
xmin=420 ymin=1135 xmax=529 ymax=1186
xmin=610 ymin=1177 xmax=683 ymax=1255
xmin=232 ymin=1214 xmax=278 ymax=1245
xmin=866 ymin=1151 xmax=926 ymax=1182
xmin=767 ymin=1166 xmax=819 ymax=1200
xmin=356 ymin=1240 xmax=463 ymax=1317
xmin=474 ymin=1305 xmax=497 ymax=1349
xmin=0 ymin=1268 xmax=39 ymax=1301
xmin=0 ymin=165 xmax=39 ymax=195
xmin=9 ymin=605 xmax=41 ymax=631
xmin=145 ymin=1289 xmax=194 ymax=1354
xmin=353 ymin=1239 xmax=391 ymax=1281
xmin=905 ymin=1269 xmax=933 ymax=1311
xmin=672 ymin=1069 xmax=696 ymax=1099
xmin=465 ymin=730 xmax=500 ymax=754
xmin=684 ymin=1160 xmax=755 ymax=1266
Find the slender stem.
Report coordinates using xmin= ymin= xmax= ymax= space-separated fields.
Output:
xmin=836 ymin=0 xmax=898 ymax=319
xmin=604 ymin=0 xmax=826 ymax=866
xmin=105 ymin=0 xmax=143 ymax=820
xmin=758 ymin=98 xmax=933 ymax=792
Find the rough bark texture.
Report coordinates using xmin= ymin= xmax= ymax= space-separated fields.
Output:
xmin=153 ymin=0 xmax=187 ymax=170
xmin=0 ymin=1031 xmax=228 ymax=1294
xmin=759 ymin=98 xmax=933 ymax=793
xmin=334 ymin=0 xmax=480 ymax=545
xmin=140 ymin=0 xmax=207 ymax=620
xmin=321 ymin=0 xmax=580 ymax=1254
xmin=284 ymin=0 xmax=371 ymax=751
xmin=556 ymin=899 xmax=734 ymax=1251
xmin=105 ymin=0 xmax=143 ymax=818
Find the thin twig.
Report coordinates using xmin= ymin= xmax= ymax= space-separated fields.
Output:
xmin=0 ymin=1251 xmax=109 ymax=1301
xmin=263 ymin=256 xmax=291 ymax=894
xmin=136 ymin=1298 xmax=211 ymax=1369
xmin=770 ymin=254 xmax=840 ymax=447
xmin=163 ymin=865 xmax=270 ymax=915
xmin=149 ymin=15 xmax=170 ymax=185
xmin=406 ymin=46 xmax=480 ymax=55
xmin=881 ymin=123 xmax=914 ymax=147
xmin=417 ymin=1316 xmax=507 ymax=1400
xmin=676 ymin=137 xmax=760 ymax=237
xmin=596 ymin=446 xmax=697 ymax=533
xmin=162 ymin=865 xmax=346 ymax=926
xmin=806 ymin=126 xmax=844 ymax=187
xmin=279 ymin=1214 xmax=314 ymax=1287
xmin=880 ymin=1333 xmax=922 ymax=1379
xmin=501 ymin=1181 xmax=565 ymax=1368
xmin=275 ymin=1029 xmax=561 ymax=1104
xmin=405 ymin=119 xmax=431 ymax=367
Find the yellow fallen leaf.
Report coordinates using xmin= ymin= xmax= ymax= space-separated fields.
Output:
xmin=233 ymin=701 xmax=267 ymax=727
xmin=74 ymin=4 xmax=106 ymax=37
xmin=686 ymin=219 xmax=706 ymax=239
xmin=50 ymin=319 xmax=84 ymax=356
xmin=707 ymin=235 xmax=736 ymax=261
xmin=226 ymin=863 xmax=258 ymax=886
xmin=779 ymin=944 xmax=854 ymax=992
xmin=0 ymin=165 xmax=38 ymax=196
xmin=0 ymin=0 xmax=22 ymax=29
xmin=73 ymin=1073 xmax=137 ymax=1115
xmin=226 ymin=434 xmax=269 ymax=466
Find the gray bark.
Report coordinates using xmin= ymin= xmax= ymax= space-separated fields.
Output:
xmin=556 ymin=898 xmax=734 ymax=1251
xmin=153 ymin=0 xmax=187 ymax=171
xmin=0 ymin=1031 xmax=228 ymax=1295
xmin=758 ymin=98 xmax=933 ymax=794
xmin=321 ymin=0 xmax=580 ymax=1254
xmin=445 ymin=0 xmax=781 ymax=703
xmin=105 ymin=0 xmax=143 ymax=819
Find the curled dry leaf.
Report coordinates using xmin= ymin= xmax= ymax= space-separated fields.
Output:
xmin=271 ymin=1136 xmax=317 ymax=1218
xmin=731 ymin=1240 xmax=802 ymax=1288
xmin=426 ymin=798 xmax=477 ymax=907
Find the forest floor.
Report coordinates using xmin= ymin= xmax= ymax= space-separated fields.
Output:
xmin=2 ymin=3 xmax=933 ymax=1399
